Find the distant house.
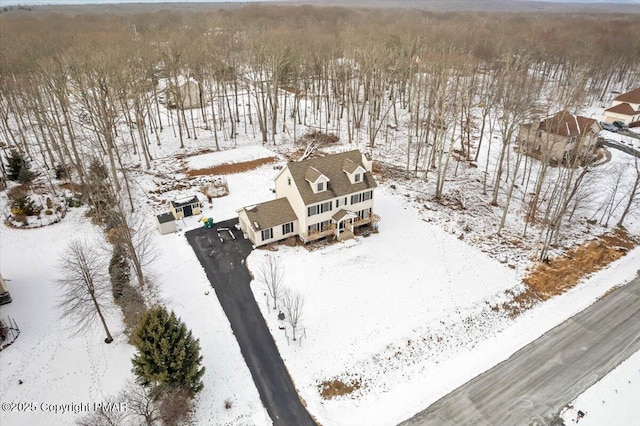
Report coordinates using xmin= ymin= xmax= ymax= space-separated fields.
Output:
xmin=603 ymin=87 xmax=640 ymax=125
xmin=517 ymin=111 xmax=600 ymax=163
xmin=237 ymin=150 xmax=378 ymax=247
xmin=166 ymin=78 xmax=202 ymax=110
xmin=156 ymin=212 xmax=177 ymax=235
xmin=170 ymin=196 xmax=201 ymax=220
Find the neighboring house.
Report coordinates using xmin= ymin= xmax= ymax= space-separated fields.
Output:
xmin=517 ymin=111 xmax=601 ymax=163
xmin=603 ymin=87 xmax=640 ymax=125
xmin=167 ymin=79 xmax=202 ymax=110
xmin=156 ymin=212 xmax=177 ymax=235
xmin=170 ymin=196 xmax=201 ymax=220
xmin=237 ymin=150 xmax=378 ymax=247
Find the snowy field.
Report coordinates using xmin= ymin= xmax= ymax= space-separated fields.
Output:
xmin=245 ymin=186 xmax=640 ymax=425
xmin=0 ymin=200 xmax=270 ymax=425
xmin=561 ymin=350 xmax=640 ymax=426
xmin=0 ymin=209 xmax=135 ymax=426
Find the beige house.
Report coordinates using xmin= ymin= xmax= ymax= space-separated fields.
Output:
xmin=237 ymin=150 xmax=378 ymax=247
xmin=168 ymin=79 xmax=202 ymax=110
xmin=517 ymin=111 xmax=600 ymax=163
xmin=603 ymin=87 xmax=640 ymax=125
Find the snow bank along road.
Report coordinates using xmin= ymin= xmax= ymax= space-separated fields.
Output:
xmin=399 ymin=276 xmax=640 ymax=426
xmin=185 ymin=219 xmax=316 ymax=426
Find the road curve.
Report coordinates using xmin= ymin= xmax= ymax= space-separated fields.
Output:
xmin=400 ymin=276 xmax=640 ymax=426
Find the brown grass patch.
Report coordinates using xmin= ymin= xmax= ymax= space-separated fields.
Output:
xmin=319 ymin=378 xmax=362 ymax=399
xmin=523 ymin=229 xmax=637 ymax=302
xmin=187 ymin=156 xmax=278 ymax=176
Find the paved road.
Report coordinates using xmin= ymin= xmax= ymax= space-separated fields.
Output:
xmin=186 ymin=219 xmax=316 ymax=426
xmin=603 ymin=139 xmax=640 ymax=158
xmin=400 ymin=276 xmax=640 ymax=426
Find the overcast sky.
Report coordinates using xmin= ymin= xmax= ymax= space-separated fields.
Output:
xmin=2 ymin=0 xmax=639 ymax=5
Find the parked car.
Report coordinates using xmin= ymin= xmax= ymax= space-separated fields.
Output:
xmin=613 ymin=121 xmax=629 ymax=131
xmin=600 ymin=121 xmax=618 ymax=132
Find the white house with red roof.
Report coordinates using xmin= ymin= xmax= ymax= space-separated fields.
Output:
xmin=603 ymin=87 xmax=640 ymax=125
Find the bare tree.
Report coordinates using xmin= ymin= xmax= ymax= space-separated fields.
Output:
xmin=258 ymin=254 xmax=284 ymax=310
xmin=281 ymin=288 xmax=304 ymax=341
xmin=617 ymin=155 xmax=640 ymax=229
xmin=57 ymin=240 xmax=113 ymax=344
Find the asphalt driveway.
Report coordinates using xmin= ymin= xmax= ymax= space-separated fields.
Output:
xmin=186 ymin=218 xmax=316 ymax=426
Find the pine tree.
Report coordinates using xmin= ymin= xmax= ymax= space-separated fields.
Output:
xmin=6 ymin=150 xmax=33 ymax=183
xmin=132 ymin=306 xmax=205 ymax=396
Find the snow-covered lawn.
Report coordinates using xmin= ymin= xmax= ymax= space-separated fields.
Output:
xmin=245 ymin=186 xmax=640 ymax=425
xmin=186 ymin=145 xmax=278 ymax=170
xmin=148 ymin=229 xmax=270 ymax=425
xmin=0 ymin=209 xmax=134 ymax=426
xmin=561 ymin=350 xmax=640 ymax=426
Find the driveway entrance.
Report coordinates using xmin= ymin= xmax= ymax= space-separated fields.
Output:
xmin=186 ymin=218 xmax=315 ymax=426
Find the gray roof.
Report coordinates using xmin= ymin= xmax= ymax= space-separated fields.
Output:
xmin=170 ymin=196 xmax=200 ymax=209
xmin=243 ymin=198 xmax=297 ymax=231
xmin=157 ymin=212 xmax=175 ymax=224
xmin=287 ymin=150 xmax=377 ymax=206
xmin=305 ymin=167 xmax=324 ymax=183
xmin=332 ymin=209 xmax=357 ymax=222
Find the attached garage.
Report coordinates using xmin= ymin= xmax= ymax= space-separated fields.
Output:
xmin=156 ymin=212 xmax=177 ymax=235
xmin=170 ymin=196 xmax=201 ymax=220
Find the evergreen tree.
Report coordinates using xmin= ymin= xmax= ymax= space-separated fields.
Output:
xmin=6 ymin=150 xmax=33 ymax=183
xmin=132 ymin=306 xmax=205 ymax=396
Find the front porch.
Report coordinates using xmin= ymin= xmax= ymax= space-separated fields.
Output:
xmin=299 ymin=211 xmax=379 ymax=244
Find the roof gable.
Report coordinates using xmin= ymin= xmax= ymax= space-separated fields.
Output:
xmin=287 ymin=150 xmax=377 ymax=206
xmin=606 ymin=102 xmax=637 ymax=116
xmin=614 ymin=87 xmax=640 ymax=105
xmin=241 ymin=198 xmax=297 ymax=231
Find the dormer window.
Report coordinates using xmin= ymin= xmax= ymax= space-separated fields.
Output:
xmin=318 ymin=182 xmax=324 ymax=192
xmin=355 ymin=173 xmax=361 ymax=182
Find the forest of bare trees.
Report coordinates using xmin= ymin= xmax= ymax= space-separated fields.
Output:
xmin=1 ymin=5 xmax=640 ymax=259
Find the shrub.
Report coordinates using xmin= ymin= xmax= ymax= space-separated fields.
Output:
xmin=132 ymin=306 xmax=205 ymax=395
xmin=10 ymin=195 xmax=37 ymax=216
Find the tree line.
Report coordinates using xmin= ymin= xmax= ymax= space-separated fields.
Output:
xmin=1 ymin=6 xmax=639 ymax=258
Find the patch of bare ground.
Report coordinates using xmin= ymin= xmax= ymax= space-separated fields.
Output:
xmin=186 ymin=156 xmax=278 ymax=176
xmin=525 ymin=229 xmax=637 ymax=300
xmin=319 ymin=377 xmax=362 ymax=400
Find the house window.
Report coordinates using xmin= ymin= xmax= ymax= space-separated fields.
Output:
xmin=362 ymin=190 xmax=373 ymax=201
xmin=351 ymin=193 xmax=360 ymax=204
xmin=261 ymin=228 xmax=273 ymax=241
xmin=308 ymin=205 xmax=319 ymax=217
xmin=355 ymin=173 xmax=361 ymax=182
xmin=320 ymin=201 xmax=332 ymax=213
xmin=357 ymin=208 xmax=371 ymax=219
xmin=282 ymin=222 xmax=293 ymax=235
xmin=317 ymin=182 xmax=324 ymax=192
xmin=308 ymin=223 xmax=320 ymax=233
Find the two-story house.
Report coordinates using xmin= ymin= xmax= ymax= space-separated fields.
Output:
xmin=236 ymin=150 xmax=377 ymax=247
xmin=517 ymin=111 xmax=600 ymax=164
xmin=603 ymin=87 xmax=640 ymax=125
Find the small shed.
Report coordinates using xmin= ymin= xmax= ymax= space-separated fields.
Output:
xmin=156 ymin=212 xmax=177 ymax=235
xmin=170 ymin=196 xmax=201 ymax=220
